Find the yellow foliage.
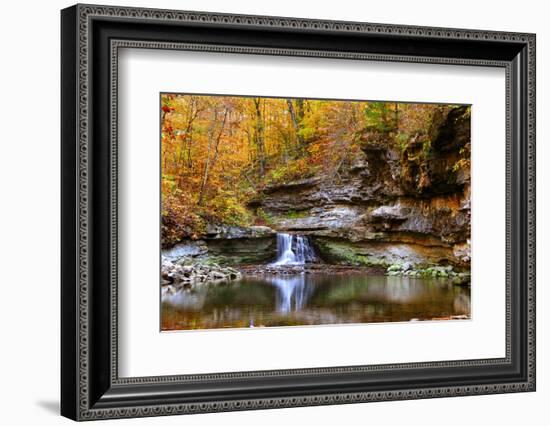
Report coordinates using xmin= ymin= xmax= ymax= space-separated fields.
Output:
xmin=160 ymin=94 xmax=458 ymax=246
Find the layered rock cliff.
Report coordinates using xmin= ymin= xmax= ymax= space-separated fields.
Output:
xmin=248 ymin=105 xmax=471 ymax=269
xmin=163 ymin=225 xmax=277 ymax=265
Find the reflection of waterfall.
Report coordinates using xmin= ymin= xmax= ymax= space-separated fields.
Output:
xmin=268 ymin=275 xmax=311 ymax=313
xmin=272 ymin=233 xmax=316 ymax=265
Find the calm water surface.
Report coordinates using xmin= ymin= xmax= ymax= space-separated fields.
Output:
xmin=161 ymin=273 xmax=470 ymax=330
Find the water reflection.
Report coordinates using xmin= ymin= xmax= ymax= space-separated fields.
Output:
xmin=162 ymin=285 xmax=206 ymax=310
xmin=268 ymin=274 xmax=312 ymax=312
xmin=161 ymin=273 xmax=470 ymax=331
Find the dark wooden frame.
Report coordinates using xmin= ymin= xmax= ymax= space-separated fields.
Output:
xmin=61 ymin=3 xmax=536 ymax=421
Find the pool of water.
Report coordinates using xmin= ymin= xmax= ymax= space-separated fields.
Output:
xmin=161 ymin=272 xmax=470 ymax=331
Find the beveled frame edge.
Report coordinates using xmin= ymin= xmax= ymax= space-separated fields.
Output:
xmin=61 ymin=3 xmax=536 ymax=421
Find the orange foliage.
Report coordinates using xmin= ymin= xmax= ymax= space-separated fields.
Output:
xmin=161 ymin=94 xmax=452 ymax=246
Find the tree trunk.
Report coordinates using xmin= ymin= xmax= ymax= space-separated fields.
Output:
xmin=185 ymin=98 xmax=201 ymax=169
xmin=394 ymin=103 xmax=399 ymax=131
xmin=286 ymin=99 xmax=304 ymax=147
xmin=295 ymin=99 xmax=305 ymax=124
xmin=197 ymin=107 xmax=228 ymax=206
xmin=253 ymin=98 xmax=265 ymax=178
xmin=211 ymin=108 xmax=229 ymax=167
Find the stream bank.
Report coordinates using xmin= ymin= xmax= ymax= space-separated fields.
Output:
xmin=162 ymin=228 xmax=470 ymax=293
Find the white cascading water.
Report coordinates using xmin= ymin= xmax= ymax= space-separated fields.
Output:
xmin=271 ymin=233 xmax=316 ymax=265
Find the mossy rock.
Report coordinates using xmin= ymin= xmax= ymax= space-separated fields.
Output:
xmin=312 ymin=238 xmax=389 ymax=267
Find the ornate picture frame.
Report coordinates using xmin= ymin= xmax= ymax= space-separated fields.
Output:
xmin=61 ymin=4 xmax=535 ymax=421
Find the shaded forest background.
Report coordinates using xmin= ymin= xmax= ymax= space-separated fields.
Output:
xmin=161 ymin=94 xmax=470 ymax=246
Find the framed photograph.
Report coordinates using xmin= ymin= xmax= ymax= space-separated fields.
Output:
xmin=61 ymin=4 xmax=536 ymax=421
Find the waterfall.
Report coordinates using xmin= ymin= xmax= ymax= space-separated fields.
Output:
xmin=272 ymin=233 xmax=316 ymax=265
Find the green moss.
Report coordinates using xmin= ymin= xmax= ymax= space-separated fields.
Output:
xmin=254 ymin=208 xmax=275 ymax=226
xmin=313 ymin=238 xmax=388 ymax=267
xmin=395 ymin=132 xmax=410 ymax=151
xmin=282 ymin=210 xmax=310 ymax=219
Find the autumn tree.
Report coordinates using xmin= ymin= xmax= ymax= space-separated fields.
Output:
xmin=252 ymin=98 xmax=266 ymax=178
xmin=160 ymin=93 xmax=455 ymax=246
xmin=197 ymin=105 xmax=229 ymax=206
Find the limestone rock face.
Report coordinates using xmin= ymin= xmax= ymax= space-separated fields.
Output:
xmin=163 ymin=240 xmax=208 ymax=262
xmin=205 ymin=235 xmax=277 ymax=265
xmin=162 ymin=225 xmax=277 ymax=266
xmin=204 ymin=224 xmax=275 ymax=239
xmin=370 ymin=204 xmax=410 ymax=222
xmin=276 ymin=206 xmax=365 ymax=233
xmin=249 ymin=105 xmax=471 ymax=269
